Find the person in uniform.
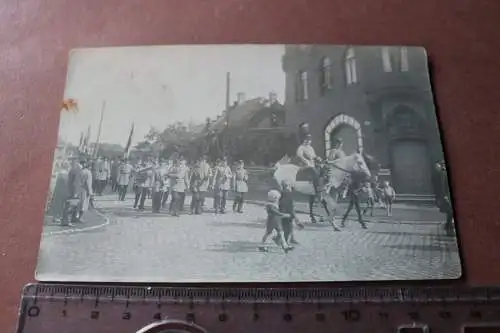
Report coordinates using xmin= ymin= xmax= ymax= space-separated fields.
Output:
xmin=211 ymin=157 xmax=232 ymax=214
xmin=151 ymin=160 xmax=164 ymax=213
xmin=161 ymin=159 xmax=172 ymax=209
xmin=110 ymin=158 xmax=119 ymax=192
xmin=133 ymin=162 xmax=150 ymax=210
xmin=78 ymin=159 xmax=93 ymax=221
xmin=64 ymin=156 xmax=83 ymax=225
xmin=180 ymin=159 xmax=190 ymax=212
xmin=295 ymin=125 xmax=321 ymax=198
xmin=340 ymin=171 xmax=368 ymax=229
xmin=169 ymin=157 xmax=190 ymax=216
xmin=232 ymin=160 xmax=248 ymax=213
xmin=117 ymin=158 xmax=133 ymax=201
xmin=190 ymin=155 xmax=212 ymax=215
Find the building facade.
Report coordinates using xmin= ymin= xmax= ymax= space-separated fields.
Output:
xmin=282 ymin=45 xmax=445 ymax=195
xmin=209 ymin=93 xmax=290 ymax=165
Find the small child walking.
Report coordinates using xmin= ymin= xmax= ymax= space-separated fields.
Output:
xmin=362 ymin=182 xmax=375 ymax=217
xmin=259 ymin=190 xmax=293 ymax=253
xmin=381 ymin=181 xmax=396 ymax=217
xmin=278 ymin=180 xmax=304 ymax=245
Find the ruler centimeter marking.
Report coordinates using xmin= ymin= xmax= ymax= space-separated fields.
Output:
xmin=16 ymin=284 xmax=500 ymax=333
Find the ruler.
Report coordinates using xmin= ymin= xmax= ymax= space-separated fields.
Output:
xmin=16 ymin=283 xmax=500 ymax=333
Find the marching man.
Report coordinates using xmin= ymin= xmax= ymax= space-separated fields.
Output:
xmin=190 ymin=155 xmax=212 ymax=215
xmin=232 ymin=160 xmax=248 ymax=213
xmin=117 ymin=157 xmax=133 ymax=201
xmin=169 ymin=156 xmax=190 ymax=217
xmin=211 ymin=157 xmax=232 ymax=214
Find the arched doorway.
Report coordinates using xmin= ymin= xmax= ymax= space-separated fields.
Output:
xmin=324 ymin=114 xmax=363 ymax=156
xmin=387 ymin=105 xmax=432 ymax=194
xmin=330 ymin=125 xmax=359 ymax=155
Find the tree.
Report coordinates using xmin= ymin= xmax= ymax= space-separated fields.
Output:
xmin=135 ymin=122 xmax=206 ymax=162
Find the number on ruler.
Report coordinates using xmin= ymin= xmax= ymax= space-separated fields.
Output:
xmin=122 ymin=312 xmax=131 ymax=320
xmin=27 ymin=306 xmax=40 ymax=317
xmin=62 ymin=309 xmax=67 ymax=317
xmin=283 ymin=313 xmax=293 ymax=322
xmin=153 ymin=313 xmax=162 ymax=321
xmin=341 ymin=309 xmax=360 ymax=322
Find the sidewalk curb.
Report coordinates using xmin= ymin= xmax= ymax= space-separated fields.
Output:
xmin=42 ymin=208 xmax=110 ymax=236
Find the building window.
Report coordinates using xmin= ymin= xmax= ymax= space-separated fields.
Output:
xmin=381 ymin=47 xmax=393 ymax=72
xmin=296 ymin=70 xmax=308 ymax=101
xmin=400 ymin=47 xmax=409 ymax=71
xmin=345 ymin=48 xmax=357 ymax=85
xmin=320 ymin=57 xmax=333 ymax=94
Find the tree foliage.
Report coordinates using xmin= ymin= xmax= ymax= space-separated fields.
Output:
xmin=134 ymin=122 xmax=210 ymax=161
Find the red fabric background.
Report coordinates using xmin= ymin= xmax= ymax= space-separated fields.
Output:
xmin=1 ymin=0 xmax=500 ymax=330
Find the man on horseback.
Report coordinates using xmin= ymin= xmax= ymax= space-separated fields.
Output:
xmin=295 ymin=123 xmax=321 ymax=200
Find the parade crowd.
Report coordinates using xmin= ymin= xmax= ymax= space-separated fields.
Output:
xmin=45 ymin=122 xmax=453 ymax=253
xmin=48 ymin=153 xmax=253 ymax=226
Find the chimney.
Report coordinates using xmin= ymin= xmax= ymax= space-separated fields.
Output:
xmin=269 ymin=92 xmax=278 ymax=104
xmin=236 ymin=92 xmax=246 ymax=105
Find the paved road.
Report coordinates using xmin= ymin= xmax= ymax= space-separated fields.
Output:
xmin=37 ymin=193 xmax=461 ymax=283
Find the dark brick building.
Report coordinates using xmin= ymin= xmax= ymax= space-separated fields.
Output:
xmin=282 ymin=45 xmax=445 ymax=195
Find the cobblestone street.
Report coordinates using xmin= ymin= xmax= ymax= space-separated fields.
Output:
xmin=36 ymin=193 xmax=462 ymax=282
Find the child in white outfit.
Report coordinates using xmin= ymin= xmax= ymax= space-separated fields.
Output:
xmin=382 ymin=181 xmax=396 ymax=216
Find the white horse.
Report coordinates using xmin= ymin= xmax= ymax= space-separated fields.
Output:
xmin=273 ymin=153 xmax=372 ymax=230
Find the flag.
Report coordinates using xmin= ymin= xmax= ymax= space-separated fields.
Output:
xmin=78 ymin=132 xmax=84 ymax=152
xmin=124 ymin=123 xmax=135 ymax=156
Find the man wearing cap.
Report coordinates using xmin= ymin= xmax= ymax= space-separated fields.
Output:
xmin=117 ymin=157 xmax=133 ymax=201
xmin=133 ymin=161 xmax=150 ymax=210
xmin=296 ymin=124 xmax=321 ymax=198
xmin=232 ymin=160 xmax=248 ymax=213
xmin=168 ymin=157 xmax=190 ymax=216
xmin=78 ymin=159 xmax=93 ymax=221
xmin=190 ymin=155 xmax=212 ymax=215
xmin=161 ymin=159 xmax=173 ymax=209
xmin=211 ymin=157 xmax=233 ymax=214
xmin=151 ymin=160 xmax=164 ymax=213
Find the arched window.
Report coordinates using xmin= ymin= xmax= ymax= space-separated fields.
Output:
xmin=320 ymin=57 xmax=333 ymax=94
xmin=400 ymin=47 xmax=409 ymax=71
xmin=381 ymin=47 xmax=393 ymax=72
xmin=345 ymin=48 xmax=357 ymax=85
xmin=296 ymin=70 xmax=308 ymax=101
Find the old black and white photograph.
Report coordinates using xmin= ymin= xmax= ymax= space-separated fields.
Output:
xmin=36 ymin=45 xmax=461 ymax=282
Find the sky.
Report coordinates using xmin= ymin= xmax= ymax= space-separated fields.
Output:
xmin=58 ymin=45 xmax=285 ymax=147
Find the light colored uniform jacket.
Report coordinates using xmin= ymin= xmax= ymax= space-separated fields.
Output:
xmin=80 ymin=168 xmax=93 ymax=212
xmin=117 ymin=163 xmax=133 ymax=186
xmin=296 ymin=144 xmax=317 ymax=168
xmin=190 ymin=161 xmax=212 ymax=192
xmin=232 ymin=168 xmax=248 ymax=193
xmin=212 ymin=165 xmax=232 ymax=191
xmin=170 ymin=165 xmax=189 ymax=193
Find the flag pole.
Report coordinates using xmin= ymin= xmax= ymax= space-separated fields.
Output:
xmin=94 ymin=101 xmax=106 ymax=158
